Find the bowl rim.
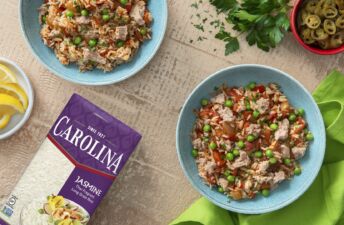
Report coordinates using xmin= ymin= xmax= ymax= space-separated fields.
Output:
xmin=176 ymin=64 xmax=326 ymax=214
xmin=290 ymin=0 xmax=344 ymax=55
xmin=18 ymin=0 xmax=168 ymax=86
xmin=0 ymin=57 xmax=35 ymax=140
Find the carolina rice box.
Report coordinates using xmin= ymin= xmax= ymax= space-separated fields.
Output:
xmin=0 ymin=94 xmax=141 ymax=225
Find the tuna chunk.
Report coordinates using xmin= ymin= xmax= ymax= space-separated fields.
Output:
xmin=204 ymin=161 xmax=216 ymax=174
xmin=257 ymin=160 xmax=270 ymax=174
xmin=253 ymin=175 xmax=273 ymax=184
xmin=192 ymin=138 xmax=203 ymax=150
xmin=246 ymin=124 xmax=261 ymax=137
xmin=75 ymin=16 xmax=90 ymax=24
xmin=218 ymin=107 xmax=235 ymax=122
xmin=115 ymin=26 xmax=128 ymax=40
xmin=292 ymin=146 xmax=307 ymax=159
xmin=244 ymin=179 xmax=253 ymax=192
xmin=273 ymin=171 xmax=286 ymax=185
xmin=130 ymin=1 xmax=146 ymax=25
xmin=211 ymin=93 xmax=225 ymax=104
xmin=280 ymin=144 xmax=290 ymax=158
xmin=232 ymin=151 xmax=250 ymax=169
xmin=274 ymin=119 xmax=289 ymax=141
xmin=83 ymin=49 xmax=106 ymax=64
xmin=255 ymin=98 xmax=270 ymax=114
xmin=218 ymin=178 xmax=229 ymax=190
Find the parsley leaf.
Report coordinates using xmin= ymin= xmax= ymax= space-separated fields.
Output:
xmin=211 ymin=0 xmax=291 ymax=54
xmin=209 ymin=0 xmax=238 ymax=12
xmin=215 ymin=29 xmax=240 ymax=54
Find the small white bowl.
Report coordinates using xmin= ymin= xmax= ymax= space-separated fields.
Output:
xmin=0 ymin=57 xmax=34 ymax=140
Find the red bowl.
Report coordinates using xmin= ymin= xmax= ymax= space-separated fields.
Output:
xmin=290 ymin=0 xmax=344 ymax=55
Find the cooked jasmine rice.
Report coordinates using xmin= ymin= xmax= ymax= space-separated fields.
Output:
xmin=191 ymin=83 xmax=314 ymax=200
xmin=39 ymin=0 xmax=153 ymax=72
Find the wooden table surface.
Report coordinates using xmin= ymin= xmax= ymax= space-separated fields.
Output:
xmin=0 ymin=1 xmax=343 ymax=224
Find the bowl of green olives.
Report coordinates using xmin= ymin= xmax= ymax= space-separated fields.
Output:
xmin=291 ymin=0 xmax=344 ymax=54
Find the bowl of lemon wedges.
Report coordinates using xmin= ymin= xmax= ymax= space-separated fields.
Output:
xmin=0 ymin=57 xmax=34 ymax=140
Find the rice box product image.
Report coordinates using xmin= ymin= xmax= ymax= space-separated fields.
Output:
xmin=0 ymin=94 xmax=141 ymax=225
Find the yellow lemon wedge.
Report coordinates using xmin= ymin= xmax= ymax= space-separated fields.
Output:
xmin=0 ymin=114 xmax=11 ymax=129
xmin=0 ymin=83 xmax=28 ymax=110
xmin=0 ymin=94 xmax=25 ymax=115
xmin=0 ymin=64 xmax=17 ymax=83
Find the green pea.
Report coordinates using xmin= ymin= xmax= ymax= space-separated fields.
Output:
xmin=218 ymin=186 xmax=224 ymax=193
xmin=200 ymin=98 xmax=208 ymax=106
xmin=140 ymin=27 xmax=148 ymax=35
xmin=255 ymin=151 xmax=263 ymax=158
xmin=237 ymin=140 xmax=245 ymax=149
xmin=253 ymin=110 xmax=260 ymax=118
xmin=269 ymin=157 xmax=277 ymax=164
xmin=270 ymin=123 xmax=278 ymax=131
xmin=203 ymin=137 xmax=209 ymax=142
xmin=306 ymin=132 xmax=314 ymax=141
xmin=224 ymin=99 xmax=233 ymax=107
xmin=102 ymin=9 xmax=110 ymax=15
xmin=116 ymin=40 xmax=125 ymax=47
xmin=120 ymin=0 xmax=128 ymax=4
xmin=209 ymin=142 xmax=217 ymax=150
xmin=247 ymin=134 xmax=255 ymax=142
xmin=73 ymin=36 xmax=82 ymax=45
xmin=297 ymin=108 xmax=305 ymax=116
xmin=66 ymin=10 xmax=74 ymax=18
xmin=294 ymin=167 xmax=302 ymax=175
xmin=42 ymin=15 xmax=47 ymax=24
xmin=248 ymin=82 xmax=256 ymax=90
xmin=227 ymin=175 xmax=235 ymax=183
xmin=233 ymin=149 xmax=240 ymax=156
xmin=224 ymin=170 xmax=231 ymax=177
xmin=283 ymin=158 xmax=291 ymax=165
xmin=81 ymin=9 xmax=89 ymax=16
xmin=191 ymin=149 xmax=198 ymax=158
xmin=102 ymin=14 xmax=110 ymax=21
xmin=88 ymin=39 xmax=97 ymax=47
xmin=226 ymin=152 xmax=234 ymax=161
xmin=288 ymin=114 xmax=296 ymax=122
xmin=203 ymin=124 xmax=211 ymax=132
xmin=245 ymin=100 xmax=251 ymax=110
xmin=262 ymin=189 xmax=270 ymax=197
xmin=265 ymin=149 xmax=273 ymax=158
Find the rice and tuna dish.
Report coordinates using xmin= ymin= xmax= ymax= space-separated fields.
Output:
xmin=39 ymin=0 xmax=153 ymax=72
xmin=191 ymin=82 xmax=314 ymax=200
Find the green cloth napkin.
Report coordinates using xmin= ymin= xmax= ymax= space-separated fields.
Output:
xmin=171 ymin=70 xmax=344 ymax=225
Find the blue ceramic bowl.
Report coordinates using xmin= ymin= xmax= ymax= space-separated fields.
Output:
xmin=176 ymin=64 xmax=326 ymax=214
xmin=19 ymin=0 xmax=168 ymax=85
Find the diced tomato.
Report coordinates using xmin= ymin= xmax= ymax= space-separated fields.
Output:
xmin=263 ymin=128 xmax=271 ymax=144
xmin=125 ymin=4 xmax=132 ymax=12
xmin=213 ymin=150 xmax=226 ymax=167
xmin=245 ymin=141 xmax=256 ymax=152
xmin=243 ymin=111 xmax=253 ymax=122
xmin=215 ymin=129 xmax=223 ymax=137
xmin=268 ymin=111 xmax=277 ymax=121
xmin=232 ymin=168 xmax=238 ymax=176
xmin=143 ymin=11 xmax=151 ymax=24
xmin=199 ymin=108 xmax=211 ymax=118
xmin=227 ymin=89 xmax=242 ymax=102
xmin=254 ymin=85 xmax=266 ymax=93
xmin=222 ymin=121 xmax=236 ymax=140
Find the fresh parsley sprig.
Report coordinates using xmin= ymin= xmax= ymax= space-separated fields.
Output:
xmin=210 ymin=0 xmax=291 ymax=54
